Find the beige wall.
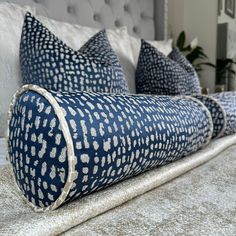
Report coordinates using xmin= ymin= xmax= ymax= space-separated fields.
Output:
xmin=168 ymin=0 xmax=218 ymax=93
xmin=218 ymin=0 xmax=236 ymax=59
xmin=218 ymin=0 xmax=236 ymax=30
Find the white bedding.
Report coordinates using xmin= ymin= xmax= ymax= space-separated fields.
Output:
xmin=0 ymin=3 xmax=36 ymax=138
xmin=0 ymin=138 xmax=7 ymax=166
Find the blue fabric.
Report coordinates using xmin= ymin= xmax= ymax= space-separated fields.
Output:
xmin=194 ymin=92 xmax=236 ymax=138
xmin=20 ymin=13 xmax=128 ymax=94
xmin=79 ymin=30 xmax=126 ymax=84
xmin=8 ymin=93 xmax=68 ymax=207
xmin=211 ymin=92 xmax=236 ymax=137
xmin=193 ymin=95 xmax=226 ymax=139
xmin=136 ymin=40 xmax=201 ymax=95
xmin=8 ymin=88 xmax=212 ymax=209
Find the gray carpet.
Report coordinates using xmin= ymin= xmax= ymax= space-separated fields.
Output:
xmin=1 ymin=136 xmax=236 ymax=235
xmin=63 ymin=146 xmax=236 ymax=236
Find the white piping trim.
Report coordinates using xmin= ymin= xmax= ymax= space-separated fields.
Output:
xmin=184 ymin=96 xmax=213 ymax=147
xmin=7 ymin=86 xmax=215 ymax=212
xmin=193 ymin=94 xmax=227 ymax=139
xmin=7 ymin=84 xmax=76 ymax=212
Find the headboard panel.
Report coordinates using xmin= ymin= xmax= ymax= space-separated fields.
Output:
xmin=1 ymin=0 xmax=167 ymax=40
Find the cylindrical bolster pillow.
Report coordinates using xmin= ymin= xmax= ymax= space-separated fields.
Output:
xmin=8 ymin=85 xmax=213 ymax=211
xmin=211 ymin=92 xmax=236 ymax=137
xmin=193 ymin=95 xmax=226 ymax=138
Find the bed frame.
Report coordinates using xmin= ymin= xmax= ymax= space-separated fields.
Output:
xmin=0 ymin=0 xmax=168 ymax=40
xmin=0 ymin=0 xmax=168 ymax=164
xmin=1 ymin=2 xmax=236 ymax=234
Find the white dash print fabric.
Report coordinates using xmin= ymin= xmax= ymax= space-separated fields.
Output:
xmin=136 ymin=40 xmax=201 ymax=96
xmin=8 ymin=85 xmax=213 ymax=211
xmin=193 ymin=95 xmax=226 ymax=139
xmin=210 ymin=92 xmax=236 ymax=137
xmin=20 ymin=13 xmax=129 ymax=94
xmin=193 ymin=92 xmax=236 ymax=138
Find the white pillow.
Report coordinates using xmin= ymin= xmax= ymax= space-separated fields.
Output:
xmin=37 ymin=15 xmax=136 ymax=93
xmin=130 ymin=36 xmax=173 ymax=67
xmin=0 ymin=3 xmax=36 ymax=137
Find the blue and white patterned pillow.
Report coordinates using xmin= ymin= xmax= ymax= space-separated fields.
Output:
xmin=20 ymin=12 xmax=129 ymax=94
xmin=136 ymin=40 xmax=201 ymax=95
xmin=211 ymin=92 xmax=236 ymax=137
xmin=8 ymin=85 xmax=212 ymax=211
xmin=194 ymin=92 xmax=236 ymax=138
xmin=193 ymin=94 xmax=226 ymax=138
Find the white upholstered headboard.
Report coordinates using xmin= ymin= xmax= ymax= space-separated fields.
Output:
xmin=0 ymin=0 xmax=168 ymax=40
xmin=0 ymin=0 xmax=168 ymax=160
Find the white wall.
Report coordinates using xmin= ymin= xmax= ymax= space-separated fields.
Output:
xmin=168 ymin=0 xmax=218 ymax=93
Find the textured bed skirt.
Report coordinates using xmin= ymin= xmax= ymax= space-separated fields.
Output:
xmin=8 ymin=85 xmax=213 ymax=211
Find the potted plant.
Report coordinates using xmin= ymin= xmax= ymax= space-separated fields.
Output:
xmin=216 ymin=58 xmax=236 ymax=91
xmin=176 ymin=31 xmax=215 ymax=76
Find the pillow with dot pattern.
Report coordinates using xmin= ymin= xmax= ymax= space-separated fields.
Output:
xmin=194 ymin=92 xmax=236 ymax=138
xmin=37 ymin=15 xmax=136 ymax=93
xmin=210 ymin=92 xmax=236 ymax=137
xmin=20 ymin=12 xmax=129 ymax=94
xmin=135 ymin=40 xmax=201 ymax=95
xmin=8 ymin=84 xmax=212 ymax=211
xmin=193 ymin=94 xmax=226 ymax=139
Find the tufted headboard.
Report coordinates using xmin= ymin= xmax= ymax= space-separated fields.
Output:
xmin=0 ymin=0 xmax=168 ymax=160
xmin=0 ymin=0 xmax=168 ymax=40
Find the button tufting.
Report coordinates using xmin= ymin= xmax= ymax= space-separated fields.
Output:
xmin=140 ymin=12 xmax=145 ymax=19
xmin=114 ymin=20 xmax=121 ymax=27
xmin=93 ymin=14 xmax=100 ymax=21
xmin=67 ymin=6 xmax=76 ymax=14
xmin=124 ymin=4 xmax=130 ymax=12
xmin=104 ymin=0 xmax=110 ymax=4
xmin=34 ymin=0 xmax=40 ymax=3
xmin=133 ymin=26 xmax=139 ymax=33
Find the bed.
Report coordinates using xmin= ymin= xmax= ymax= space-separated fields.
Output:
xmin=0 ymin=0 xmax=168 ymax=165
xmin=0 ymin=0 xmax=236 ymax=235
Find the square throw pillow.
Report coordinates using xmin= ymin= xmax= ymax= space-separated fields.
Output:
xmin=37 ymin=15 xmax=136 ymax=93
xmin=0 ymin=3 xmax=35 ymax=138
xmin=20 ymin=13 xmax=129 ymax=94
xmin=136 ymin=40 xmax=201 ymax=96
xmin=129 ymin=35 xmax=173 ymax=67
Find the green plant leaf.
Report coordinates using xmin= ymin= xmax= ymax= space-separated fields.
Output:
xmin=197 ymin=62 xmax=216 ymax=68
xmin=186 ymin=49 xmax=201 ymax=63
xmin=197 ymin=46 xmax=204 ymax=51
xmin=217 ymin=58 xmax=236 ymax=75
xmin=229 ymin=69 xmax=236 ymax=75
xmin=176 ymin=31 xmax=186 ymax=50
xmin=182 ymin=45 xmax=191 ymax=52
xmin=195 ymin=47 xmax=208 ymax=58
xmin=175 ymin=31 xmax=215 ymax=77
xmin=195 ymin=68 xmax=203 ymax=72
